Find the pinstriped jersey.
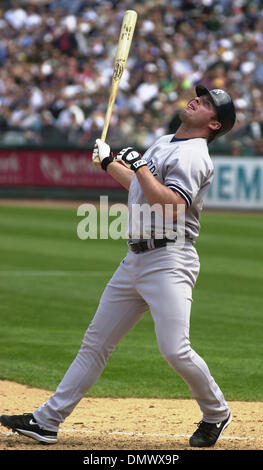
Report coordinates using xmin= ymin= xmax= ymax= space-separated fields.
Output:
xmin=128 ymin=134 xmax=214 ymax=242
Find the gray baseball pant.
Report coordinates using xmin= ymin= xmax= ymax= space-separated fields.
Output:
xmin=33 ymin=242 xmax=230 ymax=431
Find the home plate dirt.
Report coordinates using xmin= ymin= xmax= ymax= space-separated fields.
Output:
xmin=0 ymin=381 xmax=262 ymax=451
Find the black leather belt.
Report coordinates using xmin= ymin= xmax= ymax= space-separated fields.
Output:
xmin=128 ymin=239 xmax=176 ymax=253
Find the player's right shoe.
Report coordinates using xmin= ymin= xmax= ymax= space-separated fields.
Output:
xmin=0 ymin=413 xmax=57 ymax=444
xmin=189 ymin=412 xmax=232 ymax=447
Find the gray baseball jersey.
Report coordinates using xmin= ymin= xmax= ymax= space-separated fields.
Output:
xmin=128 ymin=135 xmax=214 ymax=242
xmin=33 ymin=134 xmax=230 ymax=434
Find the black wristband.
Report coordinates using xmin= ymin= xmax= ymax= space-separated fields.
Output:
xmin=101 ymin=155 xmax=114 ymax=171
xmin=131 ymin=158 xmax=148 ymax=172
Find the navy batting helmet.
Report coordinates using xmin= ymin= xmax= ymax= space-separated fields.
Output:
xmin=195 ymin=84 xmax=236 ymax=141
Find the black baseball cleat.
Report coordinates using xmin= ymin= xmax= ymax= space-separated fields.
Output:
xmin=0 ymin=413 xmax=57 ymax=444
xmin=189 ymin=412 xmax=232 ymax=447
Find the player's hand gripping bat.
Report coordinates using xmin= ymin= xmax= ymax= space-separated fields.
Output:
xmin=92 ymin=10 xmax=137 ymax=167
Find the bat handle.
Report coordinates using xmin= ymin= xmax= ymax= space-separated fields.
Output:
xmin=92 ymin=101 xmax=112 ymax=165
xmin=100 ymin=126 xmax=108 ymax=143
xmin=93 ymin=152 xmax=102 ymax=167
xmin=92 ymin=122 xmax=109 ymax=167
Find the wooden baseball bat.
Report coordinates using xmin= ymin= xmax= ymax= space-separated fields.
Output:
xmin=93 ymin=10 xmax=137 ymax=166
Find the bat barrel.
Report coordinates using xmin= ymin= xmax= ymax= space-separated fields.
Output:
xmin=93 ymin=10 xmax=137 ymax=165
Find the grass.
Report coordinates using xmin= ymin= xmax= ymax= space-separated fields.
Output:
xmin=0 ymin=205 xmax=262 ymax=401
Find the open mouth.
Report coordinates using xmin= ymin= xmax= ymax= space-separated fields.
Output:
xmin=187 ymin=101 xmax=195 ymax=110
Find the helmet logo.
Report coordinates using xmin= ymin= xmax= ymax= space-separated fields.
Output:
xmin=213 ymin=89 xmax=225 ymax=95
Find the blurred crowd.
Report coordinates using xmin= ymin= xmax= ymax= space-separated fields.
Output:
xmin=0 ymin=0 xmax=263 ymax=155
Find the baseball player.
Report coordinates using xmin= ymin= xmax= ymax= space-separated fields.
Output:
xmin=0 ymin=85 xmax=236 ymax=447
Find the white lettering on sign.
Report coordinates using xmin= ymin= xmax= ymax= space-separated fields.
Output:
xmin=0 ymin=154 xmax=20 ymax=172
xmin=40 ymin=154 xmax=100 ymax=181
xmin=40 ymin=154 xmax=62 ymax=181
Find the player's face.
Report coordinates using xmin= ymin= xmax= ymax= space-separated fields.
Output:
xmin=180 ymin=94 xmax=220 ymax=130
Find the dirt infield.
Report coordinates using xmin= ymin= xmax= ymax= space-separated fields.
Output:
xmin=0 ymin=380 xmax=262 ymax=451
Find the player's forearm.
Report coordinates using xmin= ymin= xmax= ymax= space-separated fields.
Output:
xmin=106 ymin=161 xmax=134 ymax=191
xmin=135 ymin=166 xmax=186 ymax=219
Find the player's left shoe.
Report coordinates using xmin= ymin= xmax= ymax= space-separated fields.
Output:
xmin=0 ymin=413 xmax=57 ymax=444
xmin=189 ymin=412 xmax=232 ymax=447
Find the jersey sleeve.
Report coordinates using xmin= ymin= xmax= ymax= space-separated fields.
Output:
xmin=163 ymin=147 xmax=211 ymax=207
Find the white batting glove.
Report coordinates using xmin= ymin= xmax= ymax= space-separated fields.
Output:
xmin=115 ymin=147 xmax=147 ymax=172
xmin=92 ymin=138 xmax=114 ymax=171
